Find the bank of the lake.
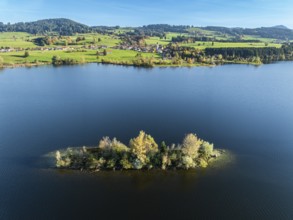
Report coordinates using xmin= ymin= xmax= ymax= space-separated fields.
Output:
xmin=0 ymin=56 xmax=262 ymax=69
xmin=0 ymin=47 xmax=271 ymax=69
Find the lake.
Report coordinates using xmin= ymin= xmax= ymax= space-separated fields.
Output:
xmin=0 ymin=63 xmax=293 ymax=219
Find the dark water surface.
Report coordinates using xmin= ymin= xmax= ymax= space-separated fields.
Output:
xmin=0 ymin=63 xmax=293 ymax=219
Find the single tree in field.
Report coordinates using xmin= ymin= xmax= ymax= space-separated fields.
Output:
xmin=135 ymin=53 xmax=143 ymax=58
xmin=0 ymin=56 xmax=3 ymax=67
xmin=24 ymin=51 xmax=30 ymax=58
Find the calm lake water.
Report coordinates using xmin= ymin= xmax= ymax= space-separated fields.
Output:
xmin=0 ymin=63 xmax=293 ymax=219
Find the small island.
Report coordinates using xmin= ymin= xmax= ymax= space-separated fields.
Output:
xmin=55 ymin=131 xmax=225 ymax=171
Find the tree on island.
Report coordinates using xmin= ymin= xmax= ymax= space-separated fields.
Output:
xmin=129 ymin=131 xmax=158 ymax=168
xmin=181 ymin=134 xmax=203 ymax=169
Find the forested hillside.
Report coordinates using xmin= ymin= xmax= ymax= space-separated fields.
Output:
xmin=0 ymin=19 xmax=91 ymax=35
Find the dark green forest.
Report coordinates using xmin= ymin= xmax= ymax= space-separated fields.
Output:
xmin=0 ymin=19 xmax=91 ymax=35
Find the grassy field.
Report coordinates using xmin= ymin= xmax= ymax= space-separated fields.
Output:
xmin=0 ymin=49 xmax=159 ymax=65
xmin=241 ymin=35 xmax=279 ymax=43
xmin=0 ymin=32 xmax=121 ymax=48
xmin=0 ymin=31 xmax=285 ymax=68
xmin=0 ymin=32 xmax=38 ymax=48
xmin=145 ymin=37 xmax=170 ymax=45
xmin=0 ymin=32 xmax=33 ymax=40
xmin=145 ymin=32 xmax=192 ymax=45
xmin=144 ymin=32 xmax=282 ymax=48
xmin=145 ymin=37 xmax=282 ymax=49
xmin=0 ymin=32 xmax=154 ymax=66
xmin=0 ymin=31 xmax=282 ymax=49
xmin=73 ymin=33 xmax=120 ymax=47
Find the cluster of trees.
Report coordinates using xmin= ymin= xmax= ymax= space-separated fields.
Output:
xmin=132 ymin=24 xmax=191 ymax=37
xmin=52 ymin=55 xmax=80 ymax=65
xmin=161 ymin=43 xmax=293 ymax=65
xmin=33 ymin=36 xmax=82 ymax=46
xmin=120 ymin=35 xmax=146 ymax=47
xmin=100 ymin=58 xmax=170 ymax=67
xmin=96 ymin=49 xmax=108 ymax=57
xmin=76 ymin=36 xmax=86 ymax=42
xmin=100 ymin=59 xmax=134 ymax=66
xmin=91 ymin=26 xmax=121 ymax=34
xmin=55 ymin=131 xmax=219 ymax=171
xmin=205 ymin=44 xmax=293 ymax=63
xmin=132 ymin=53 xmax=155 ymax=67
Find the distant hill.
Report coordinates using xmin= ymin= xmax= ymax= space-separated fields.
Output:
xmin=271 ymin=25 xmax=289 ymax=30
xmin=203 ymin=26 xmax=293 ymax=40
xmin=0 ymin=18 xmax=91 ymax=35
xmin=0 ymin=18 xmax=293 ymax=40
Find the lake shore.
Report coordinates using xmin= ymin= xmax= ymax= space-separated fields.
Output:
xmin=0 ymin=59 xmax=263 ymax=70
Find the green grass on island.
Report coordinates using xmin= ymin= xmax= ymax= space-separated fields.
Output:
xmin=52 ymin=131 xmax=229 ymax=171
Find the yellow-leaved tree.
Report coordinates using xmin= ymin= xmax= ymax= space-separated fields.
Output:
xmin=181 ymin=133 xmax=203 ymax=169
xmin=129 ymin=131 xmax=158 ymax=168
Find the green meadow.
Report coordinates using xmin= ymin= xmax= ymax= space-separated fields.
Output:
xmin=0 ymin=49 xmax=159 ymax=65
xmin=0 ymin=30 xmax=285 ymax=67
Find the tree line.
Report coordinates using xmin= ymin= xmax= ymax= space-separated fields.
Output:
xmin=205 ymin=45 xmax=293 ymax=63
xmin=161 ymin=43 xmax=293 ymax=65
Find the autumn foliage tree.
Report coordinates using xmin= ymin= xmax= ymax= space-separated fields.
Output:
xmin=181 ymin=134 xmax=203 ymax=169
xmin=129 ymin=131 xmax=158 ymax=168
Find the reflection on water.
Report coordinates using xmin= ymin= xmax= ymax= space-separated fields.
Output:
xmin=41 ymin=148 xmax=235 ymax=192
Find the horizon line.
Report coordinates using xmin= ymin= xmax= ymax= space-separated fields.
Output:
xmin=0 ymin=18 xmax=291 ymax=30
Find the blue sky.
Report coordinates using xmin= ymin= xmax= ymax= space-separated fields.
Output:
xmin=1 ymin=0 xmax=293 ymax=28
